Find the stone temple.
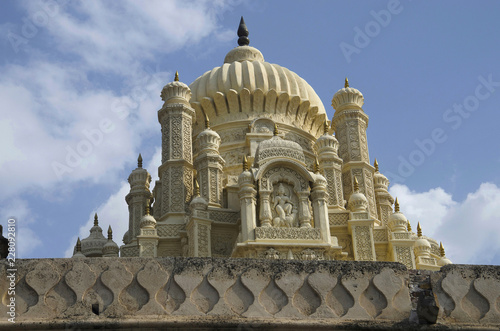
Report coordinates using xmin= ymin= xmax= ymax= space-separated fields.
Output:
xmin=74 ymin=17 xmax=451 ymax=271
xmin=5 ymin=18 xmax=500 ymax=330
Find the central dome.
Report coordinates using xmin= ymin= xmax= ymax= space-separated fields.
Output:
xmin=189 ymin=19 xmax=326 ymax=137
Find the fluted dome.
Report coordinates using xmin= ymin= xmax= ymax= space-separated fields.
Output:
xmin=388 ymin=199 xmax=408 ymax=233
xmin=254 ymin=135 xmax=305 ymax=166
xmin=348 ymin=178 xmax=369 ymax=212
xmin=140 ymin=213 xmax=156 ymax=229
xmin=80 ymin=214 xmax=107 ymax=257
xmin=331 ymin=78 xmax=364 ymax=112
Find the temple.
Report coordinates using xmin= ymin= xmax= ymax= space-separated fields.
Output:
xmin=74 ymin=17 xmax=451 ymax=271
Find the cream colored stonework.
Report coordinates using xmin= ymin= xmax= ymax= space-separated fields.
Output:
xmin=73 ymin=29 xmax=451 ymax=271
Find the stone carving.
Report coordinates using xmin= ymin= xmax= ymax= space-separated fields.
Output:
xmin=329 ymin=212 xmax=349 ymax=226
xmin=255 ymin=227 xmax=321 ymax=240
xmin=271 ymin=183 xmax=298 ymax=227
xmin=156 ymin=224 xmax=185 ymax=237
xmin=209 ymin=209 xmax=239 ymax=224
xmin=373 ymin=228 xmax=389 ymax=242
xmin=353 ymin=226 xmax=373 ymax=261
xmin=395 ymin=246 xmax=413 ymax=270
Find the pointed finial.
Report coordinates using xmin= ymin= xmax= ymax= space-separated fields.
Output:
xmin=345 ymin=77 xmax=349 ymax=88
xmin=417 ymin=222 xmax=422 ymax=237
xmin=174 ymin=71 xmax=179 ymax=82
xmin=242 ymin=155 xmax=248 ymax=171
xmin=237 ymin=16 xmax=249 ymax=46
xmin=204 ymin=112 xmax=210 ymax=129
xmin=273 ymin=123 xmax=279 ymax=136
xmin=145 ymin=204 xmax=150 ymax=215
xmin=76 ymin=237 xmax=82 ymax=252
xmin=439 ymin=242 xmax=446 ymax=257
xmin=407 ymin=221 xmax=412 ymax=232
xmin=374 ymin=158 xmax=379 ymax=172
xmin=313 ymin=158 xmax=320 ymax=174
xmin=107 ymin=226 xmax=113 ymax=240
xmin=138 ymin=153 xmax=143 ymax=168
xmin=194 ymin=177 xmax=200 ymax=196
xmin=394 ymin=198 xmax=400 ymax=212
xmin=323 ymin=120 xmax=329 ymax=134
xmin=353 ymin=177 xmax=359 ymax=192
xmin=94 ymin=213 xmax=98 ymax=226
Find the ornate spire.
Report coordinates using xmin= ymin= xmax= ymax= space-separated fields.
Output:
xmin=323 ymin=120 xmax=329 ymax=134
xmin=394 ymin=198 xmax=400 ymax=212
xmin=76 ymin=237 xmax=82 ymax=252
xmin=417 ymin=222 xmax=422 ymax=237
xmin=313 ymin=158 xmax=320 ymax=174
xmin=107 ymin=226 xmax=113 ymax=240
xmin=345 ymin=77 xmax=349 ymax=88
xmin=407 ymin=221 xmax=412 ymax=232
xmin=374 ymin=158 xmax=379 ymax=172
xmin=237 ymin=16 xmax=249 ymax=46
xmin=194 ymin=177 xmax=200 ymax=196
xmin=242 ymin=155 xmax=248 ymax=171
xmin=439 ymin=242 xmax=446 ymax=257
xmin=138 ymin=153 xmax=143 ymax=168
xmin=145 ymin=203 xmax=150 ymax=216
xmin=353 ymin=176 xmax=359 ymax=192
xmin=94 ymin=213 xmax=98 ymax=226
xmin=204 ymin=112 xmax=210 ymax=129
xmin=174 ymin=71 xmax=179 ymax=82
xmin=273 ymin=123 xmax=279 ymax=136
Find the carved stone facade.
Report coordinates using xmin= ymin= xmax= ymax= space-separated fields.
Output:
xmin=73 ymin=20 xmax=451 ymax=271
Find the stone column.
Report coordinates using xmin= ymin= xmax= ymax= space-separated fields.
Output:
xmin=348 ymin=219 xmax=376 ymax=261
xmin=298 ymin=191 xmax=312 ymax=228
xmin=186 ymin=216 xmax=212 ymax=257
xmin=238 ymin=163 xmax=257 ymax=242
xmin=373 ymin=160 xmax=394 ymax=226
xmin=259 ymin=190 xmax=273 ymax=227
xmin=311 ymin=174 xmax=332 ymax=243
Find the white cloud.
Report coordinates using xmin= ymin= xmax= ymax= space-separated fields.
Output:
xmin=389 ymin=182 xmax=500 ymax=265
xmin=64 ymin=147 xmax=161 ymax=257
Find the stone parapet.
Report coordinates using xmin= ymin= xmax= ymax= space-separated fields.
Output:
xmin=0 ymin=258 xmax=499 ymax=330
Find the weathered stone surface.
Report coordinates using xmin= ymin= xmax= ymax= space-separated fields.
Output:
xmin=0 ymin=258 xmax=499 ymax=330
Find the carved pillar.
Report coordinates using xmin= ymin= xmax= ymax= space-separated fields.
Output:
xmin=137 ymin=212 xmax=159 ymax=257
xmin=373 ymin=160 xmax=394 ymax=226
xmin=332 ymin=80 xmax=377 ymax=218
xmin=157 ymin=74 xmax=194 ymax=222
xmin=348 ymin=219 xmax=376 ymax=261
xmin=259 ymin=190 xmax=272 ymax=227
xmin=186 ymin=216 xmax=212 ymax=257
xmin=298 ymin=191 xmax=312 ymax=228
xmin=238 ymin=164 xmax=257 ymax=242
xmin=314 ymin=123 xmax=345 ymax=210
xmin=311 ymin=174 xmax=331 ymax=243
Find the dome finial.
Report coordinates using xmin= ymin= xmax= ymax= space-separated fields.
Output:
xmin=273 ymin=123 xmax=279 ymax=136
xmin=407 ymin=220 xmax=412 ymax=232
xmin=417 ymin=222 xmax=422 ymax=237
xmin=242 ymin=155 xmax=249 ymax=171
xmin=138 ymin=153 xmax=143 ymax=168
xmin=204 ymin=112 xmax=210 ymax=129
xmin=145 ymin=203 xmax=150 ymax=216
xmin=194 ymin=177 xmax=200 ymax=196
xmin=107 ymin=226 xmax=113 ymax=240
xmin=237 ymin=16 xmax=250 ymax=46
xmin=323 ymin=120 xmax=329 ymax=134
xmin=394 ymin=198 xmax=400 ymax=212
xmin=374 ymin=158 xmax=379 ymax=172
xmin=94 ymin=213 xmax=99 ymax=226
xmin=76 ymin=237 xmax=82 ymax=252
xmin=439 ymin=242 xmax=446 ymax=257
xmin=314 ymin=158 xmax=320 ymax=174
xmin=345 ymin=77 xmax=349 ymax=88
xmin=353 ymin=176 xmax=359 ymax=192
xmin=174 ymin=71 xmax=179 ymax=82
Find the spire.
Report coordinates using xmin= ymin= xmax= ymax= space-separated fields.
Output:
xmin=242 ymin=155 xmax=248 ymax=171
xmin=439 ymin=242 xmax=446 ymax=257
xmin=174 ymin=71 xmax=179 ymax=82
xmin=407 ymin=221 xmax=412 ymax=232
xmin=345 ymin=77 xmax=349 ymax=88
xmin=204 ymin=112 xmax=210 ymax=129
xmin=138 ymin=153 xmax=143 ymax=168
xmin=94 ymin=213 xmax=98 ymax=226
xmin=374 ymin=158 xmax=379 ymax=172
xmin=313 ymin=158 xmax=320 ymax=174
xmin=273 ymin=123 xmax=279 ymax=136
xmin=145 ymin=203 xmax=150 ymax=216
xmin=324 ymin=120 xmax=329 ymax=134
xmin=107 ymin=226 xmax=113 ymax=240
xmin=417 ymin=222 xmax=422 ymax=237
xmin=394 ymin=198 xmax=400 ymax=212
xmin=194 ymin=177 xmax=200 ymax=196
xmin=76 ymin=237 xmax=82 ymax=252
xmin=353 ymin=177 xmax=359 ymax=192
xmin=237 ymin=16 xmax=249 ymax=46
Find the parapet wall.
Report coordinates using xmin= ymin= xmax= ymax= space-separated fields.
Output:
xmin=0 ymin=258 xmax=499 ymax=330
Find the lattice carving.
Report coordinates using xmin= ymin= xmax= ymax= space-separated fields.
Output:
xmin=395 ymin=246 xmax=412 ymax=269
xmin=329 ymin=213 xmax=349 ymax=226
xmin=157 ymin=224 xmax=185 ymax=237
xmin=254 ymin=227 xmax=321 ymax=240
xmin=353 ymin=225 xmax=373 ymax=261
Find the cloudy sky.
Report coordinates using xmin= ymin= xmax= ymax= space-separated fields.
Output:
xmin=1 ymin=0 xmax=499 ymax=265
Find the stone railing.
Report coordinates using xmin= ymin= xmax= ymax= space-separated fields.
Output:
xmin=0 ymin=258 xmax=499 ymax=329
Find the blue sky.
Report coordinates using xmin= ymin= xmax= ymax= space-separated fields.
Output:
xmin=1 ymin=0 xmax=500 ymax=265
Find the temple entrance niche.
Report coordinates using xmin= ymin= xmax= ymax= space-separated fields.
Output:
xmin=271 ymin=182 xmax=298 ymax=227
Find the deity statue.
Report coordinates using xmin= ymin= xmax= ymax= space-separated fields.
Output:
xmin=272 ymin=183 xmax=297 ymax=227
